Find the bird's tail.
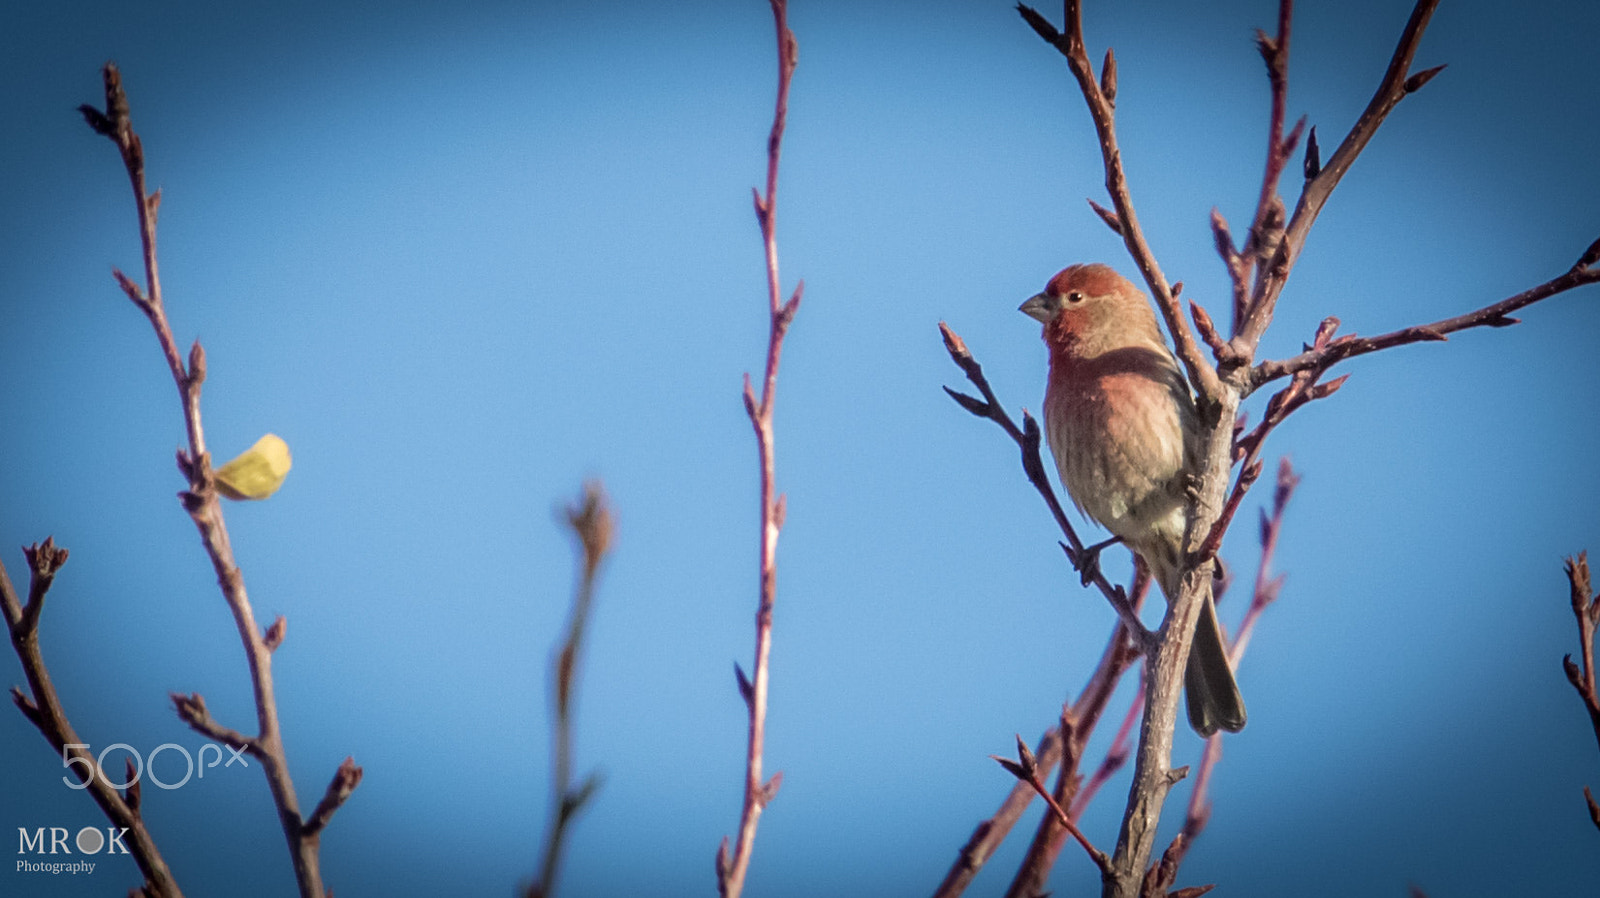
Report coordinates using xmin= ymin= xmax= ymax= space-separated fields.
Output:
xmin=1151 ymin=555 xmax=1246 ymax=736
xmin=1184 ymin=590 xmax=1247 ymax=736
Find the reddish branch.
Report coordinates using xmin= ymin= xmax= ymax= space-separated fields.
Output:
xmin=3 ymin=542 xmax=183 ymax=898
xmin=1560 ymin=553 xmax=1600 ymax=831
xmin=529 ymin=483 xmax=614 ymax=898
xmin=991 ymin=734 xmax=1112 ymax=879
xmin=78 ymin=63 xmax=357 ymax=898
xmin=717 ymin=4 xmax=800 ymax=896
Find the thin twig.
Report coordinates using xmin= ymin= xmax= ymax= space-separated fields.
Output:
xmin=717 ymin=4 xmax=800 ymax=896
xmin=1560 ymin=552 xmax=1600 ymax=832
xmin=991 ymin=735 xmax=1113 ymax=879
xmin=530 ymin=483 xmax=614 ymax=898
xmin=3 ymin=543 xmax=183 ymax=897
xmin=1250 ymin=257 xmax=1600 ymax=392
xmin=1237 ymin=0 xmax=1442 ymax=347
xmin=81 ymin=63 xmax=356 ymax=898
xmin=940 ymin=322 xmax=1154 ymax=650
xmin=1016 ymin=1 xmax=1219 ymax=403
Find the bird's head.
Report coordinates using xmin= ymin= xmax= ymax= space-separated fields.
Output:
xmin=1019 ymin=263 xmax=1165 ymax=358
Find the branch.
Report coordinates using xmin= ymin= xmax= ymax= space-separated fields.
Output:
xmin=991 ymin=734 xmax=1112 ymax=879
xmin=529 ymin=483 xmax=614 ymax=898
xmin=1250 ymin=255 xmax=1600 ymax=390
xmin=1003 ymin=572 xmax=1151 ymax=897
xmin=939 ymin=322 xmax=1154 ymax=650
xmin=1561 ymin=552 xmax=1600 ymax=832
xmin=718 ymin=5 xmax=800 ymax=896
xmin=81 ymin=63 xmax=355 ymax=898
xmin=1017 ymin=1 xmax=1221 ymax=403
xmin=1238 ymin=0 xmax=1443 ymax=347
xmin=2 ymin=544 xmax=184 ymax=897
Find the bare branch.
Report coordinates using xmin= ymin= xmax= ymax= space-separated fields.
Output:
xmin=80 ymin=63 xmax=354 ymax=898
xmin=719 ymin=5 xmax=801 ymax=896
xmin=1018 ymin=1 xmax=1221 ymax=402
xmin=940 ymin=322 xmax=1155 ymax=649
xmin=529 ymin=482 xmax=614 ymax=898
xmin=1251 ymin=260 xmax=1600 ymax=391
xmin=1240 ymin=0 xmax=1443 ymax=345
xmin=2 ymin=548 xmax=183 ymax=897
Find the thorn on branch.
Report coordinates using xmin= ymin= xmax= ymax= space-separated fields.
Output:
xmin=78 ymin=104 xmax=114 ymax=136
xmin=1586 ymin=787 xmax=1600 ymax=831
xmin=1483 ymin=315 xmax=1520 ymax=328
xmin=1100 ymin=47 xmax=1118 ymax=106
xmin=1210 ymin=209 xmax=1237 ymax=263
xmin=1308 ymin=373 xmax=1350 ymax=401
xmin=187 ymin=340 xmax=206 ymax=386
xmin=111 ymin=267 xmax=148 ymax=308
xmin=1020 ymin=412 xmax=1049 ymax=487
xmin=1016 ymin=4 xmax=1063 ymax=47
xmin=1280 ymin=117 xmax=1306 ymax=164
xmin=263 ymin=616 xmax=286 ymax=652
xmin=715 ymin=837 xmax=732 ymax=883
xmin=1403 ymin=64 xmax=1447 ymax=93
xmin=735 ymin=662 xmax=754 ymax=706
xmin=1088 ymin=198 xmax=1123 ymax=235
xmin=303 ymin=756 xmax=363 ymax=838
xmin=1191 ymin=301 xmax=1228 ymax=359
xmin=1304 ymin=126 xmax=1321 ymax=180
xmin=124 ymin=759 xmax=142 ymax=815
xmin=741 ymin=374 xmax=759 ymax=422
xmin=11 ymin=687 xmax=43 ymax=729
xmin=1574 ymin=237 xmax=1600 ymax=272
xmin=1253 ymin=30 xmax=1277 ymax=64
xmin=943 ymin=386 xmax=990 ymax=418
xmin=938 ymin=320 xmax=971 ymax=363
xmin=760 ymin=771 xmax=783 ymax=805
xmin=779 ymin=281 xmax=804 ymax=327
xmin=1312 ymin=317 xmax=1341 ymax=348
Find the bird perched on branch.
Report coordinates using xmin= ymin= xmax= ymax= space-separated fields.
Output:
xmin=1021 ymin=263 xmax=1245 ymax=736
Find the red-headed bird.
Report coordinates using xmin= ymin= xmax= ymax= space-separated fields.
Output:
xmin=1021 ymin=263 xmax=1246 ymax=736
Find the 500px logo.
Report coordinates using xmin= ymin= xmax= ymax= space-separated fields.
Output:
xmin=61 ymin=742 xmax=248 ymax=791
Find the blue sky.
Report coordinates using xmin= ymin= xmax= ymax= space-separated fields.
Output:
xmin=3 ymin=1 xmax=1598 ymax=896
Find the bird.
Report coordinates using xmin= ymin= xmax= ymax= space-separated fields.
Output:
xmin=1020 ymin=263 xmax=1246 ymax=736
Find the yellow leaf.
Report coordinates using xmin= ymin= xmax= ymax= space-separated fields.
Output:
xmin=214 ymin=434 xmax=292 ymax=501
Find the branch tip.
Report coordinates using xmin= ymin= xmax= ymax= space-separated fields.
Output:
xmin=1403 ymin=63 xmax=1447 ymax=93
xmin=1088 ymin=198 xmax=1123 ymax=235
xmin=1100 ymin=47 xmax=1118 ymax=105
xmin=1016 ymin=4 xmax=1061 ymax=46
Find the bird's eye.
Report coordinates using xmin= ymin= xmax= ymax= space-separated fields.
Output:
xmin=1065 ymin=291 xmax=1084 ymax=304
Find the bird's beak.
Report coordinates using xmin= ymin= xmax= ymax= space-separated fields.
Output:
xmin=1019 ymin=292 xmax=1054 ymax=323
